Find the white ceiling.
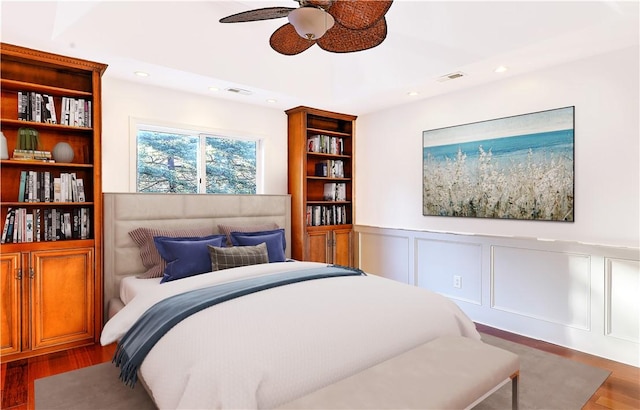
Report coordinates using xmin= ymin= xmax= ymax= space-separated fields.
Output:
xmin=1 ymin=1 xmax=638 ymax=115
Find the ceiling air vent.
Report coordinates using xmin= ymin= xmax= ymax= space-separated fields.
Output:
xmin=437 ymin=71 xmax=466 ymax=82
xmin=225 ymin=87 xmax=253 ymax=95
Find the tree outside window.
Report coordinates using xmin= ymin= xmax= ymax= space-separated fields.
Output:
xmin=136 ymin=127 xmax=258 ymax=194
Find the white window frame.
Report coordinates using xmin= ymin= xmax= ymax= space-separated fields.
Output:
xmin=129 ymin=117 xmax=264 ymax=194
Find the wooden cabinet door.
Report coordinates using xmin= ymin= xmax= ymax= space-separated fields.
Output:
xmin=0 ymin=252 xmax=22 ymax=356
xmin=332 ymin=228 xmax=353 ymax=267
xmin=30 ymin=248 xmax=94 ymax=350
xmin=306 ymin=230 xmax=331 ymax=263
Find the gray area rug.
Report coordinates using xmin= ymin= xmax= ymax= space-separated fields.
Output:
xmin=35 ymin=333 xmax=610 ymax=409
xmin=473 ymin=333 xmax=610 ymax=409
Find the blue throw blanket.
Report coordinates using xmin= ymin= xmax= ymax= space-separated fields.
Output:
xmin=113 ymin=265 xmax=365 ymax=387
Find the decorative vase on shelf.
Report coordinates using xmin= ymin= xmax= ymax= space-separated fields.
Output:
xmin=53 ymin=142 xmax=74 ymax=163
xmin=0 ymin=132 xmax=8 ymax=160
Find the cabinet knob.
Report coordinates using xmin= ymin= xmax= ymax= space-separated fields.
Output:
xmin=29 ymin=267 xmax=35 ymax=279
xmin=16 ymin=268 xmax=22 ymax=280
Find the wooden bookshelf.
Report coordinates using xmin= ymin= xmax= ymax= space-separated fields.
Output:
xmin=286 ymin=106 xmax=357 ymax=266
xmin=0 ymin=43 xmax=107 ymax=362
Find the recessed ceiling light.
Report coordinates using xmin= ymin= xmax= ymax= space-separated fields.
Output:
xmin=407 ymin=91 xmax=419 ymax=96
xmin=134 ymin=71 xmax=149 ymax=77
xmin=494 ymin=66 xmax=508 ymax=73
xmin=208 ymin=86 xmax=220 ymax=92
xmin=266 ymin=99 xmax=277 ymax=103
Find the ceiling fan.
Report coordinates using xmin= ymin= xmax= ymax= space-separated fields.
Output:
xmin=219 ymin=0 xmax=393 ymax=55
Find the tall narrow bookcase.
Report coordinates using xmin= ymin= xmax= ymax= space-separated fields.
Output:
xmin=0 ymin=43 xmax=107 ymax=361
xmin=286 ymin=106 xmax=357 ymax=267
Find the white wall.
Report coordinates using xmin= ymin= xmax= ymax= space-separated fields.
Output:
xmin=101 ymin=79 xmax=288 ymax=194
xmin=355 ymin=225 xmax=640 ymax=366
xmin=356 ymin=46 xmax=639 ymax=249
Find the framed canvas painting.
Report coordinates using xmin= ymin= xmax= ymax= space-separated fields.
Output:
xmin=422 ymin=106 xmax=574 ymax=221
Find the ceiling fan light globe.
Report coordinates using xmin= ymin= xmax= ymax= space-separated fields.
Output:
xmin=288 ymin=7 xmax=335 ymax=40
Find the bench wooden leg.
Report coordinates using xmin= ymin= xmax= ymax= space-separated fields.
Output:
xmin=511 ymin=371 xmax=519 ymax=410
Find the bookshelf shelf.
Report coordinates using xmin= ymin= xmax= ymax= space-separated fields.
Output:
xmin=0 ymin=119 xmax=94 ymax=132
xmin=306 ymin=127 xmax=351 ymax=138
xmin=307 ymin=177 xmax=351 ymax=182
xmin=0 ymin=43 xmax=106 ymax=362
xmin=1 ymin=160 xmax=94 ymax=168
xmin=1 ymin=202 xmax=94 ymax=207
xmin=287 ymin=106 xmax=357 ymax=267
xmin=1 ymin=79 xmax=93 ymax=97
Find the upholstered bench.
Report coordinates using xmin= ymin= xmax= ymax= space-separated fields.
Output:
xmin=278 ymin=335 xmax=520 ymax=410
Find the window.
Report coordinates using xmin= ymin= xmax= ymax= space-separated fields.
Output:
xmin=135 ymin=123 xmax=261 ymax=194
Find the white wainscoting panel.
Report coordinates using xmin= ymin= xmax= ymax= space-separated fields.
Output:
xmin=491 ymin=246 xmax=591 ymax=330
xmin=359 ymin=231 xmax=410 ymax=283
xmin=354 ymin=225 xmax=640 ymax=366
xmin=606 ymin=258 xmax=640 ymax=343
xmin=416 ymin=239 xmax=482 ymax=305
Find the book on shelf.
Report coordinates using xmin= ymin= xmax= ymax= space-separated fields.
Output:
xmin=18 ymin=171 xmax=27 ymax=202
xmin=315 ymin=161 xmax=328 ymax=177
xmin=32 ymin=93 xmax=41 ymax=122
xmin=25 ymin=212 xmax=34 ymax=242
xmin=323 ymin=182 xmax=337 ymax=201
xmin=34 ymin=209 xmax=41 ymax=242
xmin=70 ymin=173 xmax=79 ymax=202
xmin=12 ymin=149 xmax=53 ymax=162
xmin=72 ymin=211 xmax=79 ymax=239
xmin=43 ymin=171 xmax=51 ymax=202
xmin=76 ymin=178 xmax=85 ymax=202
xmin=60 ymin=97 xmax=91 ymax=127
xmin=17 ymin=91 xmax=92 ymax=127
xmin=305 ymin=204 xmax=348 ymax=227
xmin=80 ymin=208 xmax=88 ymax=239
xmin=307 ymin=135 xmax=320 ymax=153
xmin=16 ymin=170 xmax=59 ymax=203
xmin=12 ymin=209 xmax=20 ymax=243
xmin=53 ymin=177 xmax=62 ymax=202
xmin=63 ymin=212 xmax=72 ymax=239
xmin=27 ymin=171 xmax=37 ymax=203
xmin=18 ymin=91 xmax=27 ymax=121
xmin=44 ymin=94 xmax=57 ymax=124
xmin=336 ymin=183 xmax=346 ymax=201
xmin=1 ymin=208 xmax=14 ymax=243
xmin=307 ymin=135 xmax=344 ymax=155
xmin=313 ymin=160 xmax=345 ymax=178
xmin=331 ymin=160 xmax=344 ymax=178
xmin=18 ymin=171 xmax=86 ymax=202
xmin=17 ymin=91 xmax=60 ymax=124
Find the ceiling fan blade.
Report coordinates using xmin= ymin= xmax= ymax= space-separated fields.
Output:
xmin=219 ymin=7 xmax=295 ymax=23
xmin=317 ymin=18 xmax=387 ymax=53
xmin=328 ymin=0 xmax=393 ymax=30
xmin=306 ymin=0 xmax=334 ymax=7
xmin=270 ymin=23 xmax=317 ymax=55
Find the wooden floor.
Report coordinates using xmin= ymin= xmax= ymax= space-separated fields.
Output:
xmin=1 ymin=325 xmax=638 ymax=409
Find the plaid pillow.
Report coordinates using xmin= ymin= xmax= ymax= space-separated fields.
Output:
xmin=217 ymin=223 xmax=278 ymax=246
xmin=208 ymin=242 xmax=269 ymax=271
xmin=129 ymin=227 xmax=213 ymax=278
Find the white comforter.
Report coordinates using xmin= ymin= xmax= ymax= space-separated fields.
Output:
xmin=102 ymin=261 xmax=480 ymax=409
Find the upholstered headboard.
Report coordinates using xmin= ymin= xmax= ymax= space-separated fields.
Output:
xmin=102 ymin=193 xmax=291 ymax=321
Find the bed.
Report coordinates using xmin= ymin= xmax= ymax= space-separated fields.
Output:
xmin=100 ymin=193 xmax=481 ymax=409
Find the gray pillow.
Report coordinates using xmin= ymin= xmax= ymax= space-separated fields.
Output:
xmin=129 ymin=226 xmax=213 ymax=278
xmin=217 ymin=222 xmax=278 ymax=246
xmin=208 ymin=242 xmax=269 ymax=271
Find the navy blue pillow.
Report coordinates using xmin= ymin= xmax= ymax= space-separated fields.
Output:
xmin=154 ymin=235 xmax=226 ymax=283
xmin=230 ymin=229 xmax=286 ymax=263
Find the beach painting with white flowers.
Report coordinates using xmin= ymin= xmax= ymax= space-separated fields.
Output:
xmin=423 ymin=106 xmax=574 ymax=221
